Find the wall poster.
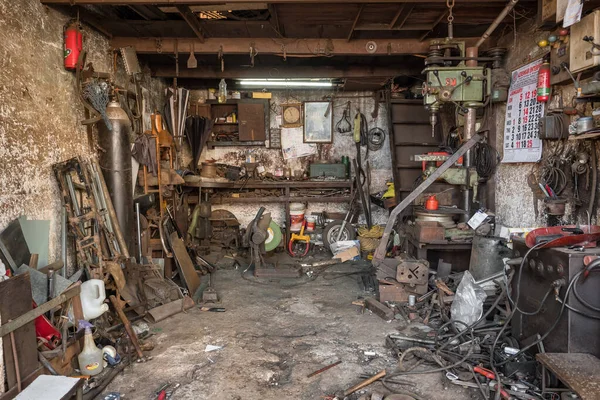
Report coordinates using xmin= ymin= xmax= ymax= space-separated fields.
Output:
xmin=502 ymin=59 xmax=545 ymax=163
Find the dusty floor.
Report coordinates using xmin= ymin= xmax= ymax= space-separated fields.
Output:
xmin=104 ymin=263 xmax=473 ymax=400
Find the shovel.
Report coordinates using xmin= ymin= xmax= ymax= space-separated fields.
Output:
xmin=187 ymin=43 xmax=197 ymax=69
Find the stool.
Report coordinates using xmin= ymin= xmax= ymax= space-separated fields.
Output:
xmin=15 ymin=375 xmax=83 ymax=400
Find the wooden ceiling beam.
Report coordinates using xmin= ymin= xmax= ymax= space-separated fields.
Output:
xmin=419 ymin=10 xmax=448 ymax=41
xmin=389 ymin=4 xmax=406 ymax=29
xmin=268 ymin=4 xmax=285 ymax=37
xmin=355 ymin=23 xmax=432 ymax=31
xmin=152 ymin=65 xmax=418 ymax=79
xmin=395 ymin=4 xmax=414 ymax=30
xmin=176 ymin=5 xmax=206 ymax=42
xmin=112 ymin=37 xmax=485 ymax=55
xmin=347 ymin=4 xmax=364 ymax=41
xmin=41 ymin=0 xmax=531 ymax=4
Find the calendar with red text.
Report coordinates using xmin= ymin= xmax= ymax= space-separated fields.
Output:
xmin=502 ymin=59 xmax=544 ymax=163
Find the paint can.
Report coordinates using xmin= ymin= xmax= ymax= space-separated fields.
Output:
xmin=290 ymin=203 xmax=305 ymax=232
xmin=306 ymin=216 xmax=316 ymax=231
xmin=408 ymin=295 xmax=416 ymax=307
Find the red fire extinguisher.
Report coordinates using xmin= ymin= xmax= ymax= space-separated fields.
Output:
xmin=537 ymin=61 xmax=551 ymax=102
xmin=64 ymin=22 xmax=83 ymax=70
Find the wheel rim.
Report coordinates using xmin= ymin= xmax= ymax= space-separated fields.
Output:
xmin=327 ymin=226 xmax=350 ymax=245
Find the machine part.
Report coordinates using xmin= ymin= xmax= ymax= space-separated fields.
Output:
xmin=373 ymin=133 xmax=482 ymax=266
xmin=414 ymin=210 xmax=457 ymax=228
xmin=61 ymin=206 xmax=67 ymax=277
xmin=475 ymin=0 xmax=519 ymax=48
xmin=323 ymin=220 xmax=357 ymax=250
xmin=264 ymin=220 xmax=282 ymax=252
xmin=396 ymin=260 xmax=429 ymax=286
xmin=469 ymin=235 xmax=512 ymax=281
xmin=365 ymin=41 xmax=377 ymax=54
xmin=98 ymin=100 xmax=134 ymax=255
xmin=512 ymin=238 xmax=600 ymax=357
xmin=288 ymin=221 xmax=310 ymax=257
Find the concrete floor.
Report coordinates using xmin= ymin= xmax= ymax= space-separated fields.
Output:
xmin=104 ymin=265 xmax=473 ymax=400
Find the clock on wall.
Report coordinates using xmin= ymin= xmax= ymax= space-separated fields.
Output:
xmin=281 ymin=103 xmax=302 ymax=128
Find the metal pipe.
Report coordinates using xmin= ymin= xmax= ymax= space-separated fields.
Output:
xmin=61 ymin=206 xmax=67 ymax=277
xmin=93 ymin=160 xmax=130 ymax=259
xmin=136 ymin=202 xmax=143 ymax=263
xmin=476 ymin=0 xmax=519 ymax=48
xmin=463 ymin=107 xmax=477 ymax=218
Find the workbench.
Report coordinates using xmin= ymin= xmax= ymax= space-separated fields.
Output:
xmin=537 ymin=353 xmax=600 ymax=400
xmin=405 ymin=234 xmax=472 ymax=272
xmin=184 ymin=179 xmax=353 ymax=244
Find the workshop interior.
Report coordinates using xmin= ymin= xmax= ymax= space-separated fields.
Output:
xmin=5 ymin=0 xmax=600 ymax=399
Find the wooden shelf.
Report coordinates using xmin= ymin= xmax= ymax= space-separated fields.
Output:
xmin=213 ymin=122 xmax=238 ymax=125
xmin=184 ymin=179 xmax=352 ymax=189
xmin=569 ymin=131 xmax=600 ymax=140
xmin=206 ymin=140 xmax=264 ymax=149
xmin=208 ymin=196 xmax=351 ymax=204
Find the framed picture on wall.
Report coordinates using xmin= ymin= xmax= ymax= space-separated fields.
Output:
xmin=303 ymin=101 xmax=333 ymax=143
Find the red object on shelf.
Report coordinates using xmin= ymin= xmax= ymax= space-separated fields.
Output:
xmin=537 ymin=62 xmax=551 ymax=102
xmin=424 ymin=195 xmax=439 ymax=211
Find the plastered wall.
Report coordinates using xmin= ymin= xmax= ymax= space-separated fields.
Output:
xmin=494 ymin=20 xmax=600 ymax=228
xmin=190 ymin=90 xmax=393 ymax=228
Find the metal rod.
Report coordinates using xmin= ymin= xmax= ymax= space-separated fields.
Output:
xmin=109 ymin=295 xmax=145 ymax=360
xmin=344 ymin=370 xmax=386 ymax=396
xmin=307 ymin=360 xmax=342 ymax=378
xmin=93 ymin=160 xmax=130 ymax=258
xmin=9 ymin=329 xmax=22 ymax=393
xmin=476 ymin=0 xmax=519 ymax=48
xmin=136 ymin=202 xmax=143 ymax=263
xmin=373 ymin=133 xmax=482 ymax=265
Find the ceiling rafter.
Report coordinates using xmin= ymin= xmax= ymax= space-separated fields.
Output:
xmin=389 ymin=4 xmax=406 ymax=29
xmin=347 ymin=5 xmax=364 ymax=42
xmin=176 ymin=5 xmax=206 ymax=42
xmin=419 ymin=10 xmax=449 ymax=41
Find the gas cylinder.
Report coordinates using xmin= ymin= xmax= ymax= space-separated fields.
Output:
xmin=97 ymin=100 xmax=134 ymax=254
xmin=64 ymin=22 xmax=83 ymax=70
xmin=537 ymin=62 xmax=551 ymax=102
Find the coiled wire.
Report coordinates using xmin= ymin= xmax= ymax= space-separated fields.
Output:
xmin=473 ymin=141 xmax=500 ymax=180
xmin=367 ymin=127 xmax=386 ymax=151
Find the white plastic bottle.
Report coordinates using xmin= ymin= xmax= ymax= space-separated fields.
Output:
xmin=80 ymin=279 xmax=109 ymax=320
xmin=77 ymin=321 xmax=104 ymax=376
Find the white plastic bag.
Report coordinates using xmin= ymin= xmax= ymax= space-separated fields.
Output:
xmin=450 ymin=271 xmax=487 ymax=330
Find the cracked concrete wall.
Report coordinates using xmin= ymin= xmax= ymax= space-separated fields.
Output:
xmin=494 ymin=20 xmax=600 ymax=228
xmin=189 ymin=90 xmax=392 ymax=228
xmin=0 ymin=0 xmax=167 ymax=390
xmin=0 ymin=0 xmax=166 ymax=263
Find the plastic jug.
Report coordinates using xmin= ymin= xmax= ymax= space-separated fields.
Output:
xmin=80 ymin=279 xmax=109 ymax=321
xmin=77 ymin=321 xmax=104 ymax=376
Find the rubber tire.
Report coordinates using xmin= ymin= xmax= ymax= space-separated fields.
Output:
xmin=323 ymin=220 xmax=357 ymax=250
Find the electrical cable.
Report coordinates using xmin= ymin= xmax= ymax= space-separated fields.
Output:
xmin=572 ymin=258 xmax=600 ymax=312
xmin=489 ymin=240 xmax=559 ymax=399
xmin=506 ymin=285 xmax=553 ymax=316
xmin=367 ymin=127 xmax=386 ymax=152
xmin=473 ymin=140 xmax=500 ymax=180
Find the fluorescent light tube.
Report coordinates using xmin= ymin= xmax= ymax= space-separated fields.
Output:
xmin=238 ymin=79 xmax=333 ymax=88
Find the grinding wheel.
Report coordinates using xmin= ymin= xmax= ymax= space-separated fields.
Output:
xmin=264 ymin=220 xmax=282 ymax=252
